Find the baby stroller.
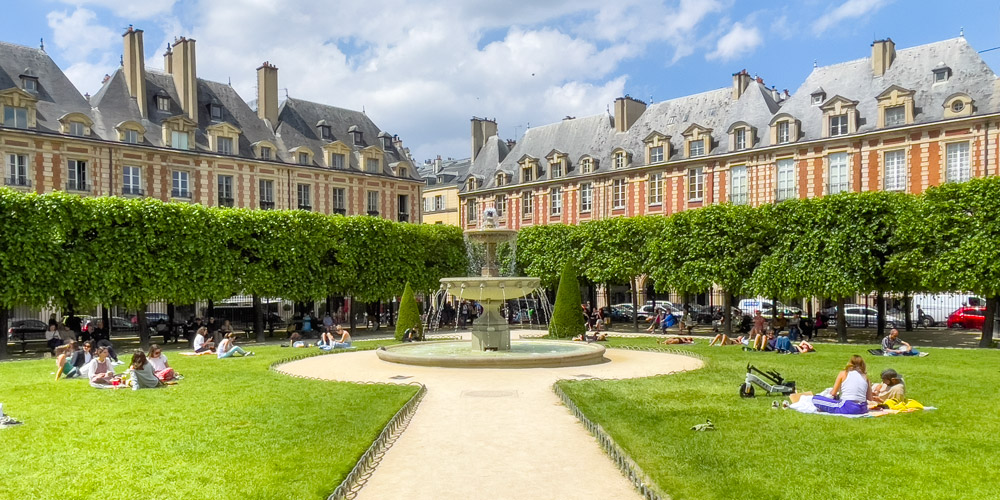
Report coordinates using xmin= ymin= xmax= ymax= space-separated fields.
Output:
xmin=739 ymin=363 xmax=796 ymax=398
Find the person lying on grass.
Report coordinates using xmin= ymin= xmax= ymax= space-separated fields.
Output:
xmin=870 ymin=368 xmax=905 ymax=403
xmin=54 ymin=344 xmax=80 ymax=380
xmin=812 ymin=355 xmax=872 ymax=415
xmin=572 ymin=332 xmax=608 ymax=342
xmin=708 ymin=333 xmax=751 ymax=346
xmin=773 ymin=331 xmax=794 ymax=353
xmin=659 ymin=336 xmax=694 ymax=345
xmin=127 ymin=350 xmax=161 ymax=390
xmin=796 ymin=340 xmax=815 ymax=353
xmin=147 ymin=344 xmax=177 ymax=382
xmin=87 ymin=346 xmax=120 ymax=385
xmin=193 ymin=327 xmax=214 ymax=354
xmin=217 ymin=332 xmax=254 ymax=358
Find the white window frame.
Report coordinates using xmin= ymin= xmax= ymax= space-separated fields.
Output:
xmin=946 ymin=142 xmax=970 ymax=183
xmin=333 ymin=188 xmax=347 ymax=211
xmin=884 ymin=150 xmax=906 ymax=191
xmin=649 ymin=146 xmax=664 ymax=163
xmin=730 ymin=166 xmax=748 ymax=205
xmin=367 ymin=190 xmax=380 ymax=214
xmin=613 ymin=151 xmax=626 ymax=169
xmin=259 ymin=179 xmax=274 ymax=207
xmin=776 ymin=159 xmax=796 ymax=202
xmin=827 ymin=152 xmax=849 ymax=194
xmin=69 ymin=122 xmax=85 ymax=137
xmin=550 ymin=160 xmax=563 ymax=178
xmin=156 ymin=96 xmax=170 ymax=112
xmin=580 ymin=183 xmax=593 ymax=212
xmin=170 ymin=130 xmax=188 ymax=150
xmin=648 ymin=173 xmax=663 ymax=205
xmin=829 ymin=114 xmax=848 ymax=137
xmin=687 ymin=167 xmax=704 ymax=201
xmin=612 ymin=179 xmax=626 ymax=209
xmin=522 ymin=165 xmax=534 ymax=182
xmin=581 ymin=158 xmax=594 ymax=174
xmin=297 ymin=183 xmax=311 ymax=210
xmin=68 ymin=159 xmax=87 ymax=192
xmin=734 ymin=128 xmax=746 ymax=150
xmin=171 ymin=170 xmax=190 ymax=198
xmin=495 ymin=194 xmax=506 ymax=217
xmin=260 ymin=146 xmax=272 ymax=160
xmin=777 ymin=121 xmax=790 ymax=144
xmin=434 ymin=195 xmax=444 ymax=211
xmin=550 ymin=187 xmax=562 ymax=215
xmin=123 ymin=166 xmax=141 ymax=195
xmin=3 ymin=106 xmax=28 ymax=128
xmin=884 ymin=106 xmax=905 ymax=127
xmin=522 ymin=193 xmax=534 ymax=218
xmin=6 ymin=154 xmax=28 ymax=186
xmin=689 ymin=139 xmax=705 ymax=157
xmin=366 ymin=157 xmax=380 ymax=173
xmin=123 ymin=129 xmax=140 ymax=144
xmin=298 ymin=152 xmax=310 ymax=165
xmin=217 ymin=137 xmax=233 ymax=155
xmin=466 ymin=199 xmax=477 ymax=223
xmin=218 ymin=175 xmax=234 ymax=205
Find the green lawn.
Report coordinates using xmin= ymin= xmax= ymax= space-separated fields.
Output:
xmin=0 ymin=341 xmax=415 ymax=500
xmin=559 ymin=338 xmax=1000 ymax=500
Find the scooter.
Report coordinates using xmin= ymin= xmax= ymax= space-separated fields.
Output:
xmin=739 ymin=363 xmax=796 ymax=398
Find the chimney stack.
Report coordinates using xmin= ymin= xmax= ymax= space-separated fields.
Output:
xmin=470 ymin=117 xmax=498 ymax=161
xmin=732 ymin=69 xmax=751 ymax=100
xmin=122 ymin=26 xmax=147 ymax=117
xmin=434 ymin=155 xmax=442 ymax=174
xmin=166 ymin=37 xmax=198 ymax=121
xmin=613 ymin=96 xmax=647 ymax=132
xmin=871 ymin=38 xmax=896 ymax=77
xmin=256 ymin=61 xmax=279 ymax=127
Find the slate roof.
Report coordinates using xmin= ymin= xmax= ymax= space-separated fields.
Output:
xmin=418 ymin=157 xmax=472 ymax=188
xmin=0 ymin=41 xmax=91 ymax=133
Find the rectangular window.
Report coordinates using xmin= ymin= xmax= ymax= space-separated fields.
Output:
xmin=5 ymin=154 xmax=29 ymax=187
xmin=776 ymin=159 xmax=796 ymax=202
xmin=331 ymin=153 xmax=345 ymax=169
xmin=688 ymin=167 xmax=704 ymax=201
xmin=648 ymin=173 xmax=663 ymax=205
xmin=522 ymin=165 xmax=534 ymax=182
xmin=946 ymin=142 xmax=970 ymax=183
xmin=218 ymin=175 xmax=234 ymax=207
xmin=689 ymin=139 xmax=705 ymax=157
xmin=829 ymin=114 xmax=849 ymax=136
xmin=3 ymin=106 xmax=28 ymax=128
xmin=466 ymin=199 xmax=477 ymax=223
xmin=297 ymin=184 xmax=311 ymax=210
xmin=398 ymin=194 xmax=410 ymax=222
xmin=260 ymin=146 xmax=272 ymax=160
xmin=367 ymin=191 xmax=379 ymax=215
xmin=884 ymin=150 xmax=906 ymax=191
xmin=613 ymin=152 xmax=626 ymax=169
xmin=884 ymin=106 xmax=906 ymax=127
xmin=171 ymin=130 xmax=188 ymax=150
xmin=649 ymin=146 xmax=664 ymax=163
xmin=171 ymin=170 xmax=190 ymax=198
xmin=434 ymin=195 xmax=444 ymax=211
xmin=298 ymin=152 xmax=310 ymax=165
xmin=23 ymin=78 xmax=37 ymax=92
xmin=827 ymin=152 xmax=849 ymax=194
xmin=69 ymin=122 xmax=85 ymax=137
xmin=550 ymin=187 xmax=562 ymax=215
xmin=550 ymin=161 xmax=563 ymax=178
xmin=259 ymin=179 xmax=274 ymax=209
xmin=333 ymin=188 xmax=347 ymax=213
xmin=582 ymin=158 xmax=594 ymax=173
xmin=495 ymin=194 xmax=506 ymax=217
xmin=730 ymin=166 xmax=748 ymax=205
xmin=157 ymin=97 xmax=170 ymax=112
xmin=67 ymin=160 xmax=87 ymax=192
xmin=124 ymin=129 xmax=140 ymax=144
xmin=580 ymin=183 xmax=593 ymax=212
xmin=366 ymin=157 xmax=379 ymax=173
xmin=734 ymin=128 xmax=746 ymax=150
xmin=217 ymin=137 xmax=233 ymax=155
xmin=612 ymin=179 xmax=626 ymax=209
xmin=210 ymin=105 xmax=223 ymax=120
xmin=777 ymin=121 xmax=790 ymax=144
xmin=522 ymin=193 xmax=534 ymax=218
xmin=122 ymin=166 xmax=142 ymax=195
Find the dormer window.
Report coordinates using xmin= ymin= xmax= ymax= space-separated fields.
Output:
xmin=580 ymin=157 xmax=595 ymax=174
xmin=58 ymin=112 xmax=93 ymax=137
xmin=820 ymin=96 xmax=859 ymax=138
xmin=876 ymin=86 xmax=915 ymax=129
xmin=378 ymin=131 xmax=393 ymax=150
xmin=330 ymin=152 xmax=344 ymax=169
xmin=3 ymin=106 xmax=28 ymax=128
xmin=467 ymin=177 xmax=478 ymax=190
xmin=218 ymin=137 xmax=233 ymax=155
xmin=649 ymin=146 xmax=664 ymax=163
xmin=317 ymin=120 xmax=332 ymax=140
xmin=299 ymin=152 xmax=310 ymax=165
xmin=943 ymin=93 xmax=974 ymax=118
xmin=811 ymin=88 xmax=826 ymax=105
xmin=933 ymin=64 xmax=951 ymax=83
xmin=769 ymin=114 xmax=800 ymax=146
xmin=209 ymin=103 xmax=223 ymax=120
xmin=260 ymin=146 xmax=272 ymax=160
xmin=156 ymin=94 xmax=170 ymax=112
xmin=613 ymin=150 xmax=628 ymax=169
xmin=124 ymin=129 xmax=140 ymax=144
xmin=728 ymin=122 xmax=756 ymax=151
xmin=777 ymin=122 xmax=790 ymax=143
xmin=495 ymin=172 xmax=506 ymax=186
xmin=348 ymin=126 xmax=363 ymax=145
xmin=734 ymin=129 xmax=746 ymax=150
xmin=116 ymin=121 xmax=145 ymax=144
xmin=689 ymin=140 xmax=705 ymax=157
xmin=884 ymin=106 xmax=905 ymax=127
xmin=550 ymin=160 xmax=563 ymax=178
xmin=830 ymin=115 xmax=848 ymax=136
xmin=951 ymin=101 xmax=964 ymax=113
xmin=21 ymin=77 xmax=37 ymax=93
xmin=69 ymin=122 xmax=85 ymax=137
xmin=682 ymin=124 xmax=712 ymax=158
xmin=521 ymin=164 xmax=534 ymax=182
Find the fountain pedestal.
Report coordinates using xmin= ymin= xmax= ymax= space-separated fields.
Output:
xmin=471 ymin=299 xmax=510 ymax=351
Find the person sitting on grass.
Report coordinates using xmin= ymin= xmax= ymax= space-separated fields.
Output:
xmin=881 ymin=329 xmax=923 ymax=356
xmin=871 ymin=368 xmax=905 ymax=403
xmin=193 ymin=327 xmax=214 ymax=354
xmin=217 ymin=332 xmax=254 ymax=358
xmin=812 ymin=355 xmax=872 ymax=415
xmin=773 ymin=330 xmax=794 ymax=353
xmin=645 ymin=310 xmax=665 ymax=333
xmin=147 ymin=345 xmax=176 ymax=382
xmin=54 ymin=344 xmax=80 ymax=380
xmin=330 ymin=325 xmax=352 ymax=349
xmin=74 ymin=341 xmax=95 ymax=378
xmin=751 ymin=328 xmax=775 ymax=351
xmin=796 ymin=339 xmax=816 ymax=353
xmin=86 ymin=346 xmax=120 ymax=386
xmin=659 ymin=336 xmax=694 ymax=345
xmin=750 ymin=310 xmax=767 ymax=337
xmin=127 ymin=350 xmax=161 ymax=390
xmin=289 ymin=332 xmax=306 ymax=348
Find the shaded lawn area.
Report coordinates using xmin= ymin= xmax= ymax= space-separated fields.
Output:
xmin=559 ymin=337 xmax=1000 ymax=500
xmin=0 ymin=341 xmax=415 ymax=500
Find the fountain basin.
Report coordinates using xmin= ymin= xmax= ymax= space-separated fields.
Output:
xmin=440 ymin=277 xmax=541 ymax=302
xmin=376 ymin=340 xmax=606 ymax=368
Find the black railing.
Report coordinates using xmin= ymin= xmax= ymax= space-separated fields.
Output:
xmin=298 ymin=204 xmax=312 ymax=211
xmin=367 ymin=210 xmax=380 ymax=217
xmin=4 ymin=176 xmax=30 ymax=187
xmin=122 ymin=186 xmax=145 ymax=196
xmin=219 ymin=197 xmax=235 ymax=208
xmin=66 ymin=181 xmax=88 ymax=192
xmin=333 ymin=208 xmax=346 ymax=215
xmin=397 ymin=213 xmax=409 ymax=222
xmin=171 ymin=189 xmax=191 ymax=199
xmin=259 ymin=200 xmax=275 ymax=210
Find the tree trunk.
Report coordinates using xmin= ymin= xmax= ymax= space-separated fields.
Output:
xmin=836 ymin=297 xmax=848 ymax=343
xmin=723 ymin=291 xmax=733 ymax=336
xmin=0 ymin=307 xmax=9 ymax=360
xmin=137 ymin=307 xmax=150 ymax=350
xmin=253 ymin=295 xmax=265 ymax=343
xmin=167 ymin=303 xmax=176 ymax=338
xmin=876 ymin=291 xmax=886 ymax=339
xmin=101 ymin=306 xmax=111 ymax=337
xmin=981 ymin=296 xmax=998 ymax=348
xmin=903 ymin=292 xmax=913 ymax=331
xmin=207 ymin=299 xmax=215 ymax=319
xmin=632 ymin=278 xmax=639 ymax=331
xmin=770 ymin=296 xmax=778 ymax=320
xmin=348 ymin=296 xmax=356 ymax=332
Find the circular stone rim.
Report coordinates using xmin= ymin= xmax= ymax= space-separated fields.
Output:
xmin=375 ymin=340 xmax=607 ymax=368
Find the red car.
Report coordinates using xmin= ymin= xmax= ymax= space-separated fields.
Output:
xmin=947 ymin=307 xmax=987 ymax=329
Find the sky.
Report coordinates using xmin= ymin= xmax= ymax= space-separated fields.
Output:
xmin=3 ymin=0 xmax=999 ymax=163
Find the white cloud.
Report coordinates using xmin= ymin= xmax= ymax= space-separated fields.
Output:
xmin=63 ymin=55 xmax=117 ymax=96
xmin=812 ymin=0 xmax=887 ymax=35
xmin=57 ymin=0 xmax=178 ymax=20
xmin=707 ymin=22 xmax=763 ymax=61
xmin=46 ymin=8 xmax=117 ymax=61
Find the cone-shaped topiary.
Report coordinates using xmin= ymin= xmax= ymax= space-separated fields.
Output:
xmin=549 ymin=260 xmax=585 ymax=338
xmin=395 ymin=282 xmax=423 ymax=341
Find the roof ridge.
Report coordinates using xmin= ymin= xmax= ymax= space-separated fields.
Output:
xmin=0 ymin=40 xmax=46 ymax=52
xmin=809 ymin=37 xmax=969 ymax=74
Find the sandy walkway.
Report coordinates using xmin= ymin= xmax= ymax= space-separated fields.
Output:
xmin=277 ymin=332 xmax=703 ymax=500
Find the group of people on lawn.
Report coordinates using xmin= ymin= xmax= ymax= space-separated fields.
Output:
xmin=709 ymin=310 xmax=816 ymax=353
xmin=811 ymin=355 xmax=909 ymax=415
xmin=287 ymin=319 xmax=352 ymax=350
xmin=54 ymin=342 xmax=181 ymax=390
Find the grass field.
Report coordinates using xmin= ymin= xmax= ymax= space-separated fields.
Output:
xmin=559 ymin=338 xmax=1000 ymax=500
xmin=0 ymin=341 xmax=415 ymax=500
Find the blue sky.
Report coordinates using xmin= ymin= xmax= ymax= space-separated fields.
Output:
xmin=3 ymin=0 xmax=999 ymax=162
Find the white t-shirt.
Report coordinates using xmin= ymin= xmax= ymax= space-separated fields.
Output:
xmin=216 ymin=338 xmax=232 ymax=358
xmin=193 ymin=334 xmax=206 ymax=350
xmin=148 ymin=354 xmax=168 ymax=372
xmin=840 ymin=370 xmax=869 ymax=403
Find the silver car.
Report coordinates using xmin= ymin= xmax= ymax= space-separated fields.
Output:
xmin=829 ymin=305 xmax=904 ymax=328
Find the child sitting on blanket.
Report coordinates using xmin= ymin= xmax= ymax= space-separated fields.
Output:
xmin=871 ymin=368 xmax=905 ymax=403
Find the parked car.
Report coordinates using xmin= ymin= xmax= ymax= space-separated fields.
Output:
xmin=605 ymin=306 xmax=633 ymax=322
xmin=737 ymin=298 xmax=801 ymax=317
xmin=637 ymin=304 xmax=681 ymax=322
xmin=947 ymin=307 xmax=987 ymax=329
xmin=826 ymin=305 xmax=905 ymax=328
xmin=683 ymin=304 xmax=717 ymax=325
xmin=7 ymin=319 xmax=48 ymax=341
xmin=911 ymin=293 xmax=984 ymax=327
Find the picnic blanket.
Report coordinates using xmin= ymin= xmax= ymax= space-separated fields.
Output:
xmin=789 ymin=395 xmax=935 ymax=418
xmin=178 ymin=351 xmax=214 ymax=356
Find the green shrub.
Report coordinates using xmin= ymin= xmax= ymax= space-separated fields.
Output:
xmin=395 ymin=282 xmax=422 ymax=341
xmin=549 ymin=261 xmax=585 ymax=338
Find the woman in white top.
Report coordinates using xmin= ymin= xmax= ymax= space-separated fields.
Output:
xmin=193 ymin=327 xmax=214 ymax=353
xmin=812 ymin=355 xmax=872 ymax=415
xmin=147 ymin=344 xmax=176 ymax=381
xmin=86 ymin=346 xmax=119 ymax=386
xmin=217 ymin=332 xmax=254 ymax=358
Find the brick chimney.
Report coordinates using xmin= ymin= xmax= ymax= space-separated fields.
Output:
xmin=732 ymin=69 xmax=751 ymax=100
xmin=471 ymin=117 xmax=498 ymax=161
xmin=165 ymin=37 xmax=198 ymax=121
xmin=613 ymin=96 xmax=646 ymax=132
xmin=122 ymin=26 xmax=147 ymax=117
xmin=872 ymin=38 xmax=896 ymax=77
xmin=256 ymin=61 xmax=279 ymax=127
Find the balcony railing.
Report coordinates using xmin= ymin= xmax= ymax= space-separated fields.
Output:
xmin=4 ymin=176 xmax=30 ymax=187
xmin=122 ymin=186 xmax=144 ymax=196
xmin=333 ymin=208 xmax=346 ymax=215
xmin=171 ymin=189 xmax=192 ymax=199
xmin=367 ymin=210 xmax=380 ymax=217
xmin=66 ymin=181 xmax=88 ymax=192
xmin=259 ymin=200 xmax=275 ymax=210
xmin=397 ymin=213 xmax=410 ymax=223
xmin=297 ymin=204 xmax=312 ymax=211
xmin=218 ymin=197 xmax=235 ymax=208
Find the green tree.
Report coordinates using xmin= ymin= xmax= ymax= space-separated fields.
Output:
xmin=395 ymin=282 xmax=422 ymax=340
xmin=549 ymin=260 xmax=585 ymax=338
xmin=516 ymin=224 xmax=577 ymax=289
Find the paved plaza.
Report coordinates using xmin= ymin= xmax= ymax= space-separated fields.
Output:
xmin=277 ymin=330 xmax=704 ymax=500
